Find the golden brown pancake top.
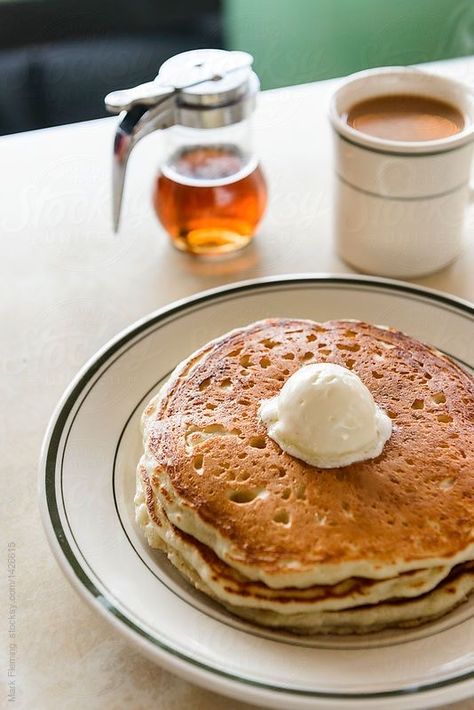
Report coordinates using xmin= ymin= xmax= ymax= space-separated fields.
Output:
xmin=146 ymin=319 xmax=474 ymax=574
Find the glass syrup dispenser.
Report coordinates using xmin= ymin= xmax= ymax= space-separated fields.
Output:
xmin=105 ymin=49 xmax=267 ymax=256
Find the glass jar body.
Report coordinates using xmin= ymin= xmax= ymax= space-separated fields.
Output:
xmin=153 ymin=120 xmax=267 ymax=256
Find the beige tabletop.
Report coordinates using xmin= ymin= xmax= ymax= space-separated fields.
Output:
xmin=2 ymin=56 xmax=474 ymax=710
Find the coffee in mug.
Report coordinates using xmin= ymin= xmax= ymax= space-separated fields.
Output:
xmin=345 ymin=94 xmax=464 ymax=142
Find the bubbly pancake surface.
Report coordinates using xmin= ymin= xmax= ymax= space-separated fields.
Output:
xmin=142 ymin=319 xmax=474 ymax=589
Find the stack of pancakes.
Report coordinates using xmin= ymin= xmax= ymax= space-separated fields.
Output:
xmin=135 ymin=319 xmax=474 ymax=634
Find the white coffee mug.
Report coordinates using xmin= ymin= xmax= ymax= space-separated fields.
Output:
xmin=329 ymin=67 xmax=474 ymax=278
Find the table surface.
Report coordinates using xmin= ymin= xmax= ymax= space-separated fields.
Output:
xmin=2 ymin=56 xmax=474 ymax=710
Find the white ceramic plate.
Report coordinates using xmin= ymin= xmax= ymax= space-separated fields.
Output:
xmin=39 ymin=275 xmax=474 ymax=710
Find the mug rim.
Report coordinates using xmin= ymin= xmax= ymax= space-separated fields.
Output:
xmin=329 ymin=66 xmax=474 ymax=155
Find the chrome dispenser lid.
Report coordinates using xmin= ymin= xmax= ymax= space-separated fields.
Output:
xmin=158 ymin=49 xmax=255 ymax=107
xmin=104 ymin=49 xmax=259 ymax=231
xmin=105 ymin=49 xmax=258 ymax=119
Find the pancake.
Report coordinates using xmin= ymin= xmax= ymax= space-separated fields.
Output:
xmin=136 ymin=318 xmax=474 ymax=633
xmin=218 ymin=566 xmax=474 ymax=635
xmin=136 ymin=467 xmax=474 ymax=633
xmin=136 ymin=467 xmax=455 ymax=612
xmin=140 ymin=319 xmax=474 ymax=585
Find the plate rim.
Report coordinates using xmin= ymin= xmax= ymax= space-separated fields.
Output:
xmin=38 ymin=273 xmax=474 ymax=707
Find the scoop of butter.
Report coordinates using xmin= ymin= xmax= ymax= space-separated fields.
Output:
xmin=259 ymin=363 xmax=392 ymax=468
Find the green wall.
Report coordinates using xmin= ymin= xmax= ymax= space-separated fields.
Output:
xmin=224 ymin=0 xmax=474 ymax=89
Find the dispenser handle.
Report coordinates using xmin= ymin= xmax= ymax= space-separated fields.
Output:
xmin=109 ymin=93 xmax=176 ymax=232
